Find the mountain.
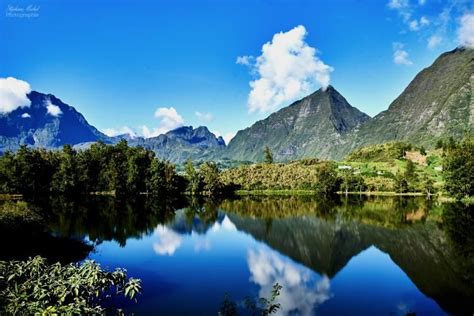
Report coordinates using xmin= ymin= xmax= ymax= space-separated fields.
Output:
xmin=0 ymin=91 xmax=110 ymax=153
xmin=221 ymin=86 xmax=370 ymax=162
xmin=222 ymin=47 xmax=474 ymax=162
xmin=332 ymin=47 xmax=474 ymax=159
xmin=0 ymin=92 xmax=225 ymax=163
xmin=129 ymin=126 xmax=225 ymax=162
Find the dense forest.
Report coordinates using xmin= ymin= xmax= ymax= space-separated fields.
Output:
xmin=0 ymin=137 xmax=472 ymax=201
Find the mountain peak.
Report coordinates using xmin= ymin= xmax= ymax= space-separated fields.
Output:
xmin=224 ymin=85 xmax=370 ymax=161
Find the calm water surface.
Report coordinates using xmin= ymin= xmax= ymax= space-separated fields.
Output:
xmin=4 ymin=196 xmax=474 ymax=315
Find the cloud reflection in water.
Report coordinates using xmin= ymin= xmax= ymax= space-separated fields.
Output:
xmin=248 ymin=247 xmax=332 ymax=315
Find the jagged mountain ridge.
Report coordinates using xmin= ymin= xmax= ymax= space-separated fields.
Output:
xmin=0 ymin=91 xmax=225 ymax=163
xmin=129 ymin=125 xmax=225 ymax=162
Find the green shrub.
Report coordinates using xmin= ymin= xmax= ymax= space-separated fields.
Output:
xmin=0 ymin=256 xmax=141 ymax=314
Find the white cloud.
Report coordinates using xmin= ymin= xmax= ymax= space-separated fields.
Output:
xmin=21 ymin=112 xmax=31 ymax=118
xmin=0 ymin=77 xmax=31 ymax=114
xmin=247 ymin=247 xmax=332 ymax=316
xmin=409 ymin=20 xmax=419 ymax=30
xmin=409 ymin=16 xmax=429 ymax=31
xmin=45 ymin=99 xmax=62 ymax=117
xmin=141 ymin=107 xmax=184 ymax=138
xmin=153 ymin=225 xmax=183 ymax=256
xmin=388 ymin=0 xmax=412 ymax=22
xmin=195 ymin=111 xmax=214 ymax=123
xmin=239 ymin=25 xmax=333 ymax=113
xmin=102 ymin=126 xmax=136 ymax=137
xmin=388 ymin=0 xmax=408 ymax=10
xmin=236 ymin=55 xmax=254 ymax=66
xmin=393 ymin=42 xmax=413 ymax=65
xmin=458 ymin=13 xmax=474 ymax=48
xmin=427 ymin=35 xmax=442 ymax=48
xmin=420 ymin=16 xmax=430 ymax=26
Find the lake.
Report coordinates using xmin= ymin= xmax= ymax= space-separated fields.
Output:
xmin=3 ymin=196 xmax=474 ymax=315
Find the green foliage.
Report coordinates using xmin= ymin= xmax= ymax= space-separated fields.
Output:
xmin=263 ymin=146 xmax=274 ymax=164
xmin=423 ymin=176 xmax=435 ymax=197
xmin=185 ymin=158 xmax=203 ymax=195
xmin=0 ymin=201 xmax=41 ymax=227
xmin=444 ymin=137 xmax=474 ymax=199
xmin=340 ymin=170 xmax=366 ymax=194
xmin=346 ymin=142 xmax=413 ymax=162
xmin=0 ymin=141 xmax=185 ymax=198
xmin=0 ymin=256 xmax=141 ymax=314
xmin=221 ymin=161 xmax=338 ymax=194
xmin=394 ymin=173 xmax=409 ymax=194
xmin=314 ymin=162 xmax=340 ymax=196
xmin=219 ymin=283 xmax=282 ymax=316
xmin=200 ymin=161 xmax=224 ymax=197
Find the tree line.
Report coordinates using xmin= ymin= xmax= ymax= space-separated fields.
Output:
xmin=0 ymin=141 xmax=185 ymax=199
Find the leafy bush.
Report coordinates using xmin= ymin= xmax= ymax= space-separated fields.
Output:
xmin=0 ymin=256 xmax=141 ymax=314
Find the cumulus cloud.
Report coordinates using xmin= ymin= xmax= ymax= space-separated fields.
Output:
xmin=102 ymin=126 xmax=136 ymax=137
xmin=141 ymin=107 xmax=184 ymax=138
xmin=238 ymin=25 xmax=333 ymax=113
xmin=21 ymin=112 xmax=31 ymax=118
xmin=427 ymin=35 xmax=442 ymax=48
xmin=195 ymin=111 xmax=214 ymax=123
xmin=0 ymin=77 xmax=31 ymax=114
xmin=153 ymin=225 xmax=183 ymax=256
xmin=247 ymin=247 xmax=332 ymax=315
xmin=458 ymin=13 xmax=474 ymax=48
xmin=45 ymin=99 xmax=62 ymax=117
xmin=393 ymin=42 xmax=413 ymax=65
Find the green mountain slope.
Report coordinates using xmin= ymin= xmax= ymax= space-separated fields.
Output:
xmin=333 ymin=47 xmax=474 ymax=159
xmin=222 ymin=86 xmax=370 ymax=162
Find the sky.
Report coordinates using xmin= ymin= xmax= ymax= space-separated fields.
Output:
xmin=1 ymin=0 xmax=473 ymax=143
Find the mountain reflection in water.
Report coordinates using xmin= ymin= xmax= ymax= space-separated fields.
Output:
xmin=3 ymin=196 xmax=472 ymax=315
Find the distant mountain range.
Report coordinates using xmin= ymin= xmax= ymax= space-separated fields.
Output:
xmin=1 ymin=47 xmax=472 ymax=163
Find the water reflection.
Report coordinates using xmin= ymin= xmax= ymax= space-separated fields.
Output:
xmin=248 ymin=246 xmax=332 ymax=316
xmin=2 ymin=195 xmax=473 ymax=315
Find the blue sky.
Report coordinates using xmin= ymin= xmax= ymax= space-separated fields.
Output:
xmin=1 ymin=0 xmax=473 ymax=143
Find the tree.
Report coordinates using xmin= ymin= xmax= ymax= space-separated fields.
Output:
xmin=315 ymin=163 xmax=340 ymax=196
xmin=444 ymin=137 xmax=474 ymax=199
xmin=184 ymin=158 xmax=202 ymax=195
xmin=200 ymin=162 xmax=223 ymax=197
xmin=126 ymin=146 xmax=153 ymax=194
xmin=52 ymin=145 xmax=81 ymax=195
xmin=405 ymin=159 xmax=416 ymax=179
xmin=107 ymin=140 xmax=129 ymax=197
xmin=263 ymin=146 xmax=273 ymax=164
xmin=394 ymin=173 xmax=409 ymax=194
xmin=147 ymin=159 xmax=166 ymax=195
xmin=423 ymin=175 xmax=435 ymax=198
